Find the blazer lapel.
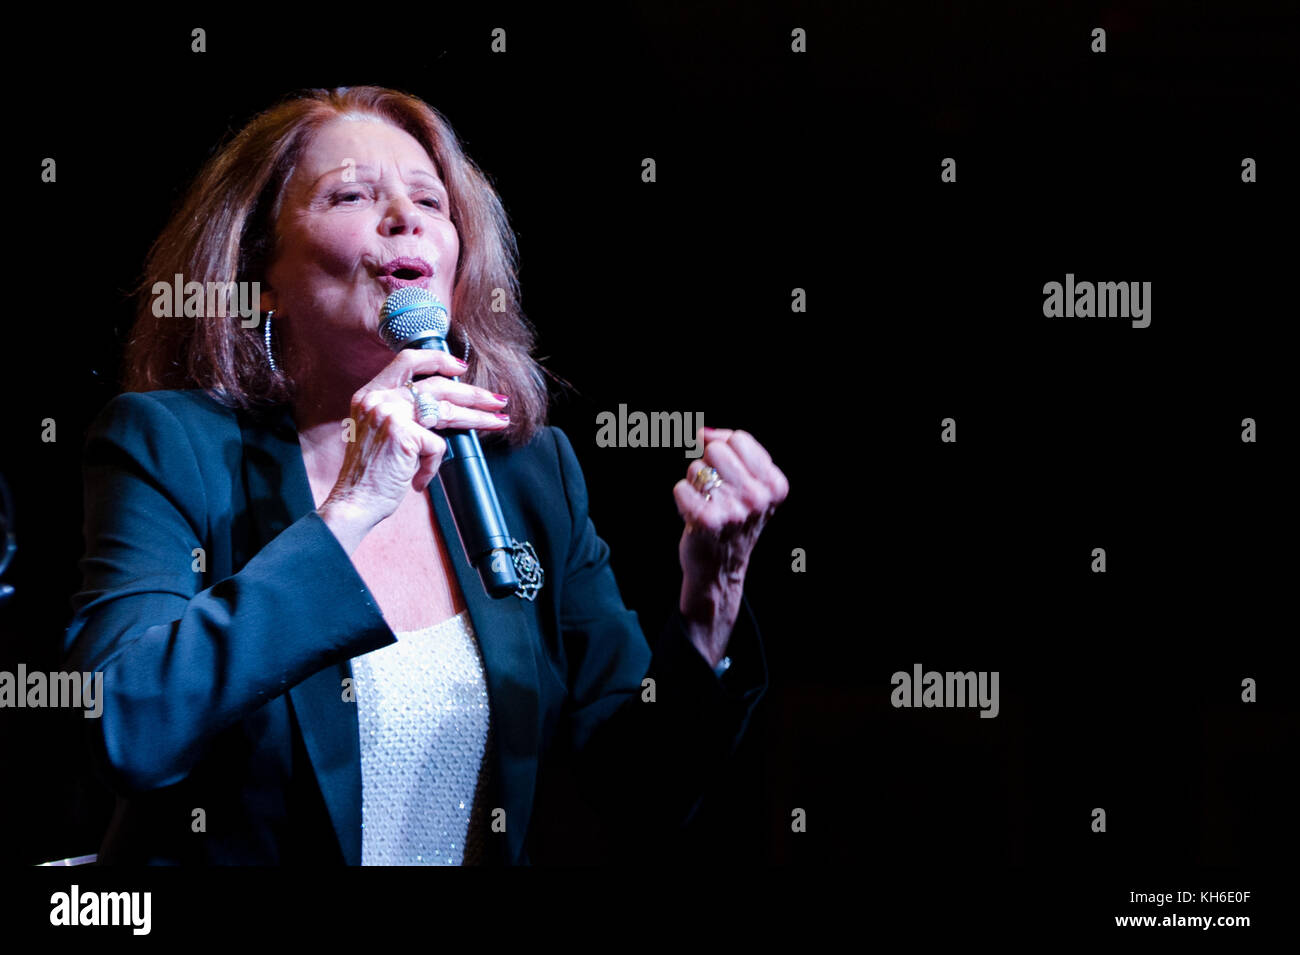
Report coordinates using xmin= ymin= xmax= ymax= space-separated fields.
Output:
xmin=426 ymin=465 xmax=542 ymax=866
xmin=238 ymin=404 xmax=368 ymax=865
xmin=239 ymin=404 xmax=542 ymax=866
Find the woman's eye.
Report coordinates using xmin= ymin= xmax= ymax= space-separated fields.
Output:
xmin=332 ymin=191 xmax=363 ymax=204
xmin=419 ymin=197 xmax=442 ymax=209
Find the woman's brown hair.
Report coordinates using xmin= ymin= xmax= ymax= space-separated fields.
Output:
xmin=123 ymin=85 xmax=552 ymax=446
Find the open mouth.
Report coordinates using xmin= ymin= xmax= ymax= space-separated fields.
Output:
xmin=376 ymin=257 xmax=434 ymax=291
xmin=377 ymin=257 xmax=434 ymax=278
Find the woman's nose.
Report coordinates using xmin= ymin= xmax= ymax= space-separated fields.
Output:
xmin=380 ymin=195 xmax=424 ymax=236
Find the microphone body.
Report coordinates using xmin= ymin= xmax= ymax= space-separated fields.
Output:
xmin=378 ymin=289 xmax=520 ymax=599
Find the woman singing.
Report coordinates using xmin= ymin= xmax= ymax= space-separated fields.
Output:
xmin=62 ymin=86 xmax=788 ymax=865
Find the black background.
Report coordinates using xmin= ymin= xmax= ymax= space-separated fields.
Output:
xmin=2 ymin=0 xmax=1296 ymax=936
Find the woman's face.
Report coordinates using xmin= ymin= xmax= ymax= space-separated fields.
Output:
xmin=266 ymin=115 xmax=459 ymax=370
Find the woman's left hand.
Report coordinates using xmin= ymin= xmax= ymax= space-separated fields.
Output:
xmin=673 ymin=427 xmax=789 ymax=667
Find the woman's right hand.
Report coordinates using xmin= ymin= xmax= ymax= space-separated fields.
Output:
xmin=322 ymin=349 xmax=509 ymax=529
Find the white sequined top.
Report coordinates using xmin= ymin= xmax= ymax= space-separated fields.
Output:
xmin=350 ymin=610 xmax=495 ymax=865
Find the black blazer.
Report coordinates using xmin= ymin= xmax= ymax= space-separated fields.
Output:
xmin=61 ymin=389 xmax=768 ymax=865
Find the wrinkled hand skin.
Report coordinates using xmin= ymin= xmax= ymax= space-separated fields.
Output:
xmin=672 ymin=427 xmax=789 ymax=668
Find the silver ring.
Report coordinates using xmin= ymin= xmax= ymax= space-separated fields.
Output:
xmin=405 ymin=382 xmax=440 ymax=427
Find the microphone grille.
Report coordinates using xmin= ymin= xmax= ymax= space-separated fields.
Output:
xmin=378 ymin=287 xmax=450 ymax=349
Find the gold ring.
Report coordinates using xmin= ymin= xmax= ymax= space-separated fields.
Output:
xmin=692 ymin=466 xmax=719 ymax=493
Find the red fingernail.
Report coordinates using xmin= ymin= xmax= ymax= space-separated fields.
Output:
xmin=494 ymin=413 xmax=510 ymax=421
xmin=492 ymin=393 xmax=509 ymax=404
xmin=454 ymin=356 xmax=468 ymax=367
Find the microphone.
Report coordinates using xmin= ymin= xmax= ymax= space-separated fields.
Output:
xmin=378 ymin=287 xmax=520 ymax=599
